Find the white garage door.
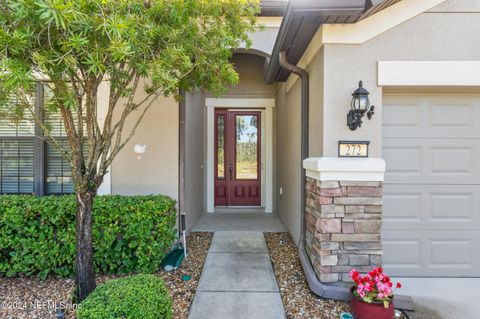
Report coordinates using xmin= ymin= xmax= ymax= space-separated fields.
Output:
xmin=382 ymin=94 xmax=480 ymax=277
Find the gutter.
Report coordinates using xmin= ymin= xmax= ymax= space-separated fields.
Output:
xmin=273 ymin=1 xmax=370 ymax=301
xmin=265 ymin=0 xmax=367 ymax=84
xmin=279 ymin=51 xmax=351 ymax=300
xmin=278 ymin=53 xmax=414 ymax=310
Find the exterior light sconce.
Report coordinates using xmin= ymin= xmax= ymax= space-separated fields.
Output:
xmin=347 ymin=81 xmax=375 ymax=130
xmin=133 ymin=144 xmax=146 ymax=159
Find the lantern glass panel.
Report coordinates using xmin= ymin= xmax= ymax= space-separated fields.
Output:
xmin=351 ymin=97 xmax=360 ymax=111
xmin=359 ymin=96 xmax=369 ymax=111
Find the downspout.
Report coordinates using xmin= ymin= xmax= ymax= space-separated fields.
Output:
xmin=278 ymin=53 xmax=415 ymax=309
xmin=278 ymin=52 xmax=352 ymax=300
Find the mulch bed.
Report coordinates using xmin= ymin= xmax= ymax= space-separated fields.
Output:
xmin=265 ymin=232 xmax=407 ymax=319
xmin=0 ymin=232 xmax=212 ymax=319
xmin=161 ymin=232 xmax=213 ymax=319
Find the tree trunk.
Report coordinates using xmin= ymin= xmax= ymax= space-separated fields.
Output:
xmin=75 ymin=191 xmax=96 ymax=301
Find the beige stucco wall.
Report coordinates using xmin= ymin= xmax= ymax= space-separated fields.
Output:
xmin=322 ymin=6 xmax=480 ymax=157
xmin=430 ymin=0 xmax=480 ymax=12
xmin=308 ymin=47 xmax=325 ymax=158
xmin=109 ymin=52 xmax=275 ymax=231
xmin=223 ymin=54 xmax=276 ymax=98
xmin=276 ymin=0 xmax=480 ymax=242
xmin=184 ymin=90 xmax=205 ymax=230
xmin=276 ymin=79 xmax=302 ymax=243
xmin=246 ymin=17 xmax=281 ymax=56
xmin=108 ymin=18 xmax=278 ymax=202
xmin=111 ymin=88 xmax=179 ymax=199
xmin=276 ymin=46 xmax=326 ymax=242
xmin=198 ymin=46 xmax=277 ymax=214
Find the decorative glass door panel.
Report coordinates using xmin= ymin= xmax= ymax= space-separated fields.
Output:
xmin=214 ymin=110 xmax=261 ymax=206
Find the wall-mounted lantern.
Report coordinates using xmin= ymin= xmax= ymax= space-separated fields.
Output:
xmin=134 ymin=144 xmax=146 ymax=159
xmin=347 ymin=81 xmax=375 ymax=130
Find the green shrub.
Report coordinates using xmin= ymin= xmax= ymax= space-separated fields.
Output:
xmin=76 ymin=274 xmax=172 ymax=319
xmin=0 ymin=195 xmax=176 ymax=278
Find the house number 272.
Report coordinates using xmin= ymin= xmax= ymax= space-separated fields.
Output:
xmin=338 ymin=141 xmax=369 ymax=158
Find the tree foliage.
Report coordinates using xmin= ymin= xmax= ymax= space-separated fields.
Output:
xmin=0 ymin=0 xmax=259 ymax=192
xmin=0 ymin=0 xmax=259 ymax=300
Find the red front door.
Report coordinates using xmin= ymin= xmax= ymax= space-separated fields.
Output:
xmin=215 ymin=109 xmax=261 ymax=206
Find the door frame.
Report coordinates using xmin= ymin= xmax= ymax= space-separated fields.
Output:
xmin=206 ymin=98 xmax=275 ymax=213
xmin=214 ymin=109 xmax=262 ymax=206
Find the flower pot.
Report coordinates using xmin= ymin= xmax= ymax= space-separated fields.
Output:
xmin=351 ymin=287 xmax=394 ymax=319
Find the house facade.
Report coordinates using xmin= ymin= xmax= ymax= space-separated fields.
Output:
xmin=1 ymin=0 xmax=479 ymax=289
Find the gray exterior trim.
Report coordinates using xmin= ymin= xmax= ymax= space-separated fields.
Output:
xmin=233 ymin=48 xmax=271 ymax=59
xmin=34 ymin=82 xmax=45 ymax=196
xmin=264 ymin=0 xmax=367 ymax=83
xmin=260 ymin=0 xmax=286 ymax=16
xmin=178 ymin=89 xmax=186 ymax=239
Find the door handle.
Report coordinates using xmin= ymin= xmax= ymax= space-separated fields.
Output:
xmin=229 ymin=165 xmax=233 ymax=180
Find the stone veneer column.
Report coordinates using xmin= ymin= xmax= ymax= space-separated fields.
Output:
xmin=303 ymin=157 xmax=386 ymax=283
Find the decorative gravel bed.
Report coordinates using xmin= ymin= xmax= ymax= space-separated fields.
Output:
xmin=0 ymin=232 xmax=213 ymax=319
xmin=161 ymin=232 xmax=213 ymax=319
xmin=265 ymin=232 xmax=407 ymax=319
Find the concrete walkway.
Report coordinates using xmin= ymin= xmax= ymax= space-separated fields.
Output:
xmin=191 ymin=213 xmax=286 ymax=232
xmin=188 ymin=231 xmax=286 ymax=319
xmin=395 ymin=277 xmax=480 ymax=319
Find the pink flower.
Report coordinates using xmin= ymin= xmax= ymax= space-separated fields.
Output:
xmin=378 ymin=293 xmax=384 ymax=299
xmin=350 ymin=269 xmax=358 ymax=277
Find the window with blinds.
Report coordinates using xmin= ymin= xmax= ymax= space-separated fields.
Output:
xmin=0 ymin=84 xmax=79 ymax=195
xmin=0 ymin=139 xmax=35 ymax=194
xmin=45 ymin=140 xmax=74 ymax=194
xmin=0 ymin=97 xmax=36 ymax=194
xmin=44 ymin=95 xmax=75 ymax=194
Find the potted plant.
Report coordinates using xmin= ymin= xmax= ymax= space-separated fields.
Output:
xmin=349 ymin=267 xmax=402 ymax=319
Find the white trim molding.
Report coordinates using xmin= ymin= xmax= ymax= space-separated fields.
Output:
xmin=256 ymin=16 xmax=283 ymax=28
xmin=205 ymin=98 xmax=275 ymax=108
xmin=321 ymin=0 xmax=445 ymax=45
xmin=205 ymin=98 xmax=275 ymax=213
xmin=286 ymin=0 xmax=446 ymax=91
xmin=303 ymin=157 xmax=386 ymax=182
xmin=96 ymin=81 xmax=112 ymax=195
xmin=378 ymin=61 xmax=480 ymax=86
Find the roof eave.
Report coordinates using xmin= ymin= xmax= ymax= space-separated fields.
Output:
xmin=264 ymin=0 xmax=368 ymax=83
xmin=259 ymin=0 xmax=287 ymax=16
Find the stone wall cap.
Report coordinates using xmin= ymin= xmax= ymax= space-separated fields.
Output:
xmin=303 ymin=157 xmax=386 ymax=173
xmin=303 ymin=157 xmax=386 ymax=182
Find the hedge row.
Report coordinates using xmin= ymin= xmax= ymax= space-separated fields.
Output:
xmin=0 ymin=195 xmax=177 ymax=279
